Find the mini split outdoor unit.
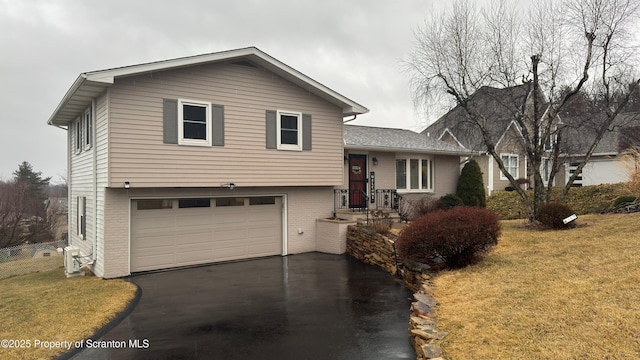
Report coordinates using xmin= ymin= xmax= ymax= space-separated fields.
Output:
xmin=64 ymin=246 xmax=83 ymax=277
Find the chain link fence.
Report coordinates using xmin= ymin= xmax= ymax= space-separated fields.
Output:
xmin=0 ymin=239 xmax=68 ymax=280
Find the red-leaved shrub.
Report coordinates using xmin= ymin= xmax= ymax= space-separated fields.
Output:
xmin=396 ymin=206 xmax=501 ymax=269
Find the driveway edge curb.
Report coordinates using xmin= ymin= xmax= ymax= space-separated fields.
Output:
xmin=55 ymin=282 xmax=142 ymax=360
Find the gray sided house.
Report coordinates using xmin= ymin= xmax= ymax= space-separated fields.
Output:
xmin=341 ymin=125 xmax=473 ymax=209
xmin=424 ymin=85 xmax=532 ymax=195
xmin=426 ymin=84 xmax=640 ymax=192
xmin=47 ymin=47 xmax=369 ymax=278
xmin=557 ymin=112 xmax=640 ymax=186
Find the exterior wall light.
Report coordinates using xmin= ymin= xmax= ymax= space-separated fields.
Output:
xmin=372 ymin=157 xmax=378 ymax=165
xmin=124 ymin=181 xmax=130 ymax=189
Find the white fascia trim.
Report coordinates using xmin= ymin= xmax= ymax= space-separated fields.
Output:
xmin=438 ymin=128 xmax=466 ymax=149
xmin=83 ymin=47 xmax=369 ymax=116
xmin=495 ymin=120 xmax=525 ymax=148
xmin=559 ymin=152 xmax=620 ymax=158
xmin=344 ymin=145 xmax=478 ymax=157
xmin=47 ymin=75 xmax=87 ymax=125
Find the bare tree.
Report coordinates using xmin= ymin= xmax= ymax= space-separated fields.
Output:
xmin=407 ymin=0 xmax=640 ymax=221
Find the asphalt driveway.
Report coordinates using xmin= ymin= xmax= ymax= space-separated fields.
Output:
xmin=70 ymin=253 xmax=415 ymax=359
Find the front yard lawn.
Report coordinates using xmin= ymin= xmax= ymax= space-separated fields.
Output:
xmin=433 ymin=212 xmax=640 ymax=359
xmin=0 ymin=269 xmax=137 ymax=360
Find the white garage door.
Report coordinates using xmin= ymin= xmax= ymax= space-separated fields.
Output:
xmin=131 ymin=196 xmax=283 ymax=272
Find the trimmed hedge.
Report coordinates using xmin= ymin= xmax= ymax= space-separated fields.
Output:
xmin=487 ymin=183 xmax=629 ymax=219
xmin=457 ymin=159 xmax=486 ymax=207
xmin=536 ymin=202 xmax=576 ymax=229
xmin=396 ymin=207 xmax=501 ymax=269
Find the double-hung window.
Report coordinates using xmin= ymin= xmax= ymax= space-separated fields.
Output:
xmin=500 ymin=154 xmax=519 ymax=180
xmin=276 ymin=110 xmax=302 ymax=151
xmin=396 ymin=157 xmax=434 ymax=192
xmin=84 ymin=108 xmax=92 ymax=149
xmin=178 ymin=99 xmax=212 ymax=146
xmin=75 ymin=116 xmax=83 ymax=153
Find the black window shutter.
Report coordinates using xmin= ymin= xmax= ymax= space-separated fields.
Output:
xmin=212 ymin=104 xmax=224 ymax=146
xmin=302 ymin=114 xmax=312 ymax=151
xmin=163 ymin=99 xmax=178 ymax=144
xmin=266 ymin=110 xmax=277 ymax=149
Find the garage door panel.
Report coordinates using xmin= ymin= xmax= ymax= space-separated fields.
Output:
xmin=133 ymin=254 xmax=176 ymax=271
xmin=133 ymin=217 xmax=176 ymax=232
xmin=179 ymin=214 xmax=214 ymax=227
xmin=215 ymin=245 xmax=250 ymax=260
xmin=134 ymin=234 xmax=175 ymax=249
xmin=215 ymin=228 xmax=247 ymax=241
xmin=131 ymin=197 xmax=282 ymax=272
xmin=214 ymin=212 xmax=248 ymax=226
xmin=176 ymin=249 xmax=213 ymax=264
xmin=248 ymin=244 xmax=281 ymax=255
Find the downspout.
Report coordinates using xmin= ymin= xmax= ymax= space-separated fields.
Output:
xmin=91 ymin=98 xmax=97 ymax=263
xmin=65 ymin=125 xmax=72 ymax=248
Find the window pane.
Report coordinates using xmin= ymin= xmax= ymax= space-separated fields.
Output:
xmin=410 ymin=159 xmax=419 ymax=189
xmin=430 ymin=160 xmax=434 ymax=189
xmin=280 ymin=115 xmax=298 ymax=130
xmin=85 ymin=113 xmax=92 ymax=145
xmin=183 ymin=104 xmax=206 ymax=122
xmin=178 ymin=198 xmax=211 ymax=208
xmin=281 ymin=129 xmax=298 ymax=145
xmin=250 ymin=197 xmax=276 ymax=205
xmin=216 ymin=197 xmax=245 ymax=207
xmin=137 ymin=199 xmax=173 ymax=210
xmin=184 ymin=122 xmax=207 ymax=140
xmin=396 ymin=159 xmax=406 ymax=189
xmin=421 ymin=159 xmax=429 ymax=190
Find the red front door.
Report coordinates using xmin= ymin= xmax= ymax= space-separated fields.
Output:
xmin=348 ymin=155 xmax=367 ymax=208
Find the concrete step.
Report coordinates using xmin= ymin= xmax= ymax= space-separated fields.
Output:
xmin=335 ymin=210 xmax=401 ymax=222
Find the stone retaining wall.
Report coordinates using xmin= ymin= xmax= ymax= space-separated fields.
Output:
xmin=345 ymin=225 xmax=399 ymax=275
xmin=345 ymin=224 xmax=448 ymax=360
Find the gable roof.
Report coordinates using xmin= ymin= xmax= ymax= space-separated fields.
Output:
xmin=424 ymin=85 xmax=531 ymax=152
xmin=48 ymin=47 xmax=369 ymax=126
xmin=344 ymin=125 xmax=474 ymax=155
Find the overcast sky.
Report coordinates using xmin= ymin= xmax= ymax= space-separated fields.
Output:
xmin=0 ymin=0 xmax=439 ymax=182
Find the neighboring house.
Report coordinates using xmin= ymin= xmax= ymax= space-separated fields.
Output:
xmin=556 ymin=112 xmax=640 ymax=186
xmin=47 ymin=47 xmax=369 ymax=278
xmin=340 ymin=125 xmax=474 ymax=210
xmin=425 ymin=85 xmax=640 ymax=193
xmin=424 ymin=85 xmax=532 ymax=195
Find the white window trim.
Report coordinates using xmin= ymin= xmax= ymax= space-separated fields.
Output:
xmin=276 ymin=110 xmax=302 ymax=151
xmin=500 ymin=153 xmax=519 ymax=180
xmin=395 ymin=156 xmax=434 ymax=193
xmin=178 ymin=98 xmax=212 ymax=147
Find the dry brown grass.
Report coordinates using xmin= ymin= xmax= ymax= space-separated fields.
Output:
xmin=0 ymin=269 xmax=137 ymax=360
xmin=433 ymin=213 xmax=640 ymax=359
xmin=621 ymin=148 xmax=640 ymax=197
